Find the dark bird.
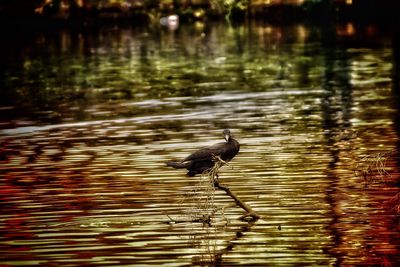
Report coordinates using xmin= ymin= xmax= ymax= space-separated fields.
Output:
xmin=166 ymin=129 xmax=240 ymax=176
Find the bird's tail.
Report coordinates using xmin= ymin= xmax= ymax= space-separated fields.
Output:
xmin=166 ymin=161 xmax=189 ymax=169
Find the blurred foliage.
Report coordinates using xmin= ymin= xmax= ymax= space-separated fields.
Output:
xmin=1 ymin=0 xmax=399 ymax=23
xmin=0 ymin=0 xmax=249 ymax=22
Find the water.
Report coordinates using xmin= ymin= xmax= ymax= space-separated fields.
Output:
xmin=0 ymin=22 xmax=399 ymax=266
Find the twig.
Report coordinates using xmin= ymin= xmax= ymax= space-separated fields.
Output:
xmin=356 ymin=149 xmax=397 ymax=185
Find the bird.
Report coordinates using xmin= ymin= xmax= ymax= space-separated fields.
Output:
xmin=166 ymin=129 xmax=240 ymax=176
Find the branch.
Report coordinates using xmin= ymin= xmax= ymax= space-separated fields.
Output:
xmin=214 ymin=180 xmax=260 ymax=221
xmin=211 ymin=157 xmax=260 ymax=221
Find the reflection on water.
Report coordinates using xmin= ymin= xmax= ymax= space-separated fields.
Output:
xmin=0 ymin=22 xmax=399 ymax=266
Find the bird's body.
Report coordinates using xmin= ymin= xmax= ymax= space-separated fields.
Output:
xmin=166 ymin=129 xmax=240 ymax=176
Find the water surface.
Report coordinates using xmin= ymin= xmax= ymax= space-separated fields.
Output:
xmin=0 ymin=22 xmax=399 ymax=266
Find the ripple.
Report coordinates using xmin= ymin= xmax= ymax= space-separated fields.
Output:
xmin=1 ymin=24 xmax=399 ymax=266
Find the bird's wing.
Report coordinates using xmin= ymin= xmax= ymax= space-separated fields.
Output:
xmin=183 ymin=142 xmax=227 ymax=162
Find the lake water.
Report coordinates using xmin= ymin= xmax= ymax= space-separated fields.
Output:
xmin=0 ymin=21 xmax=399 ymax=266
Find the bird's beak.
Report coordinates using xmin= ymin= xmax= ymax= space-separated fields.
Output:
xmin=224 ymin=134 xmax=230 ymax=142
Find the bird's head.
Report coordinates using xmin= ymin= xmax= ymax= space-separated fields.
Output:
xmin=223 ymin=129 xmax=231 ymax=142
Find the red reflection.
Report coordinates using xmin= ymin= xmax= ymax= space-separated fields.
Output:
xmin=3 ymin=215 xmax=35 ymax=239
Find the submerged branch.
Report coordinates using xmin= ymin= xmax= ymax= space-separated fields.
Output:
xmin=164 ymin=213 xmax=212 ymax=226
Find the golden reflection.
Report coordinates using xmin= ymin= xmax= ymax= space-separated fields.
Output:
xmin=296 ymin=25 xmax=307 ymax=42
xmin=194 ymin=21 xmax=205 ymax=33
xmin=346 ymin=23 xmax=355 ymax=36
xmin=336 ymin=22 xmax=355 ymax=37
